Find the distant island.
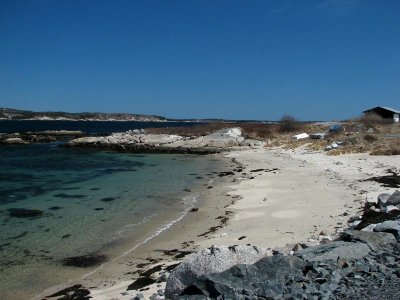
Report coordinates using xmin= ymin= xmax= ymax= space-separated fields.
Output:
xmin=0 ymin=107 xmax=167 ymax=122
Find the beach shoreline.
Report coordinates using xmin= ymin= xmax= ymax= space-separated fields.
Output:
xmin=32 ymin=154 xmax=239 ymax=300
xmin=35 ymin=146 xmax=400 ymax=299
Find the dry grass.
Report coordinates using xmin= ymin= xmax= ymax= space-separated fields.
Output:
xmin=146 ymin=121 xmax=400 ymax=156
xmin=146 ymin=122 xmax=278 ymax=140
xmin=358 ymin=113 xmax=393 ymax=126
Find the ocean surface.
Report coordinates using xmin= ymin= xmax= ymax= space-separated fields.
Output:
xmin=0 ymin=120 xmax=201 ymax=134
xmin=0 ymin=121 xmax=224 ymax=299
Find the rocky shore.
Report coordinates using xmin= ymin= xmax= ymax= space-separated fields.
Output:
xmin=67 ymin=128 xmax=265 ymax=154
xmin=164 ymin=190 xmax=400 ymax=299
xmin=0 ymin=130 xmax=84 ymax=144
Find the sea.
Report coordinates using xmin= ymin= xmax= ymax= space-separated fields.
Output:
xmin=0 ymin=121 xmax=225 ymax=299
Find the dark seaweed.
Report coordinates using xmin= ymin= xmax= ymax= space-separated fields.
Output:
xmin=62 ymin=253 xmax=107 ymax=268
xmin=364 ymin=169 xmax=400 ymax=188
xmin=46 ymin=284 xmax=91 ymax=299
xmin=48 ymin=206 xmax=63 ymax=210
xmin=127 ymin=276 xmax=156 ymax=291
xmin=100 ymin=197 xmax=117 ymax=202
xmin=54 ymin=194 xmax=87 ymax=199
xmin=8 ymin=208 xmax=44 ymax=218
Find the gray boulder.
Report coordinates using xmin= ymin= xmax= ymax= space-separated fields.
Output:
xmin=373 ymin=220 xmax=400 ymax=241
xmin=387 ymin=190 xmax=400 ymax=206
xmin=296 ymin=241 xmax=370 ymax=262
xmin=4 ymin=137 xmax=28 ymax=144
xmin=340 ymin=230 xmax=397 ymax=251
xmin=386 ymin=205 xmax=399 ymax=213
xmin=176 ymin=255 xmax=306 ymax=299
xmin=165 ymin=245 xmax=268 ymax=299
xmin=378 ymin=193 xmax=391 ymax=210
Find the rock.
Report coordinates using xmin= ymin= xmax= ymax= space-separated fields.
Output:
xmin=68 ymin=127 xmax=251 ymax=153
xmin=386 ymin=205 xmax=399 ymax=213
xmin=240 ymin=139 xmax=265 ymax=147
xmin=355 ymin=204 xmax=400 ymax=230
xmin=373 ymin=220 xmax=400 ymax=241
xmin=292 ymin=243 xmax=304 ymax=252
xmin=150 ymin=294 xmax=164 ymax=300
xmin=175 ymin=255 xmax=305 ymax=299
xmin=378 ymin=193 xmax=391 ymax=210
xmin=387 ymin=190 xmax=400 ymax=206
xmin=319 ymin=235 xmax=333 ymax=243
xmin=361 ymin=224 xmax=377 ymax=232
xmin=159 ymin=271 xmax=170 ymax=282
xmin=296 ymin=241 xmax=370 ymax=262
xmin=339 ymin=230 xmax=397 ymax=251
xmin=350 ymin=220 xmax=361 ymax=228
xmin=3 ymin=137 xmax=29 ymax=144
xmin=165 ymin=245 xmax=268 ymax=299
xmin=131 ymin=293 xmax=144 ymax=300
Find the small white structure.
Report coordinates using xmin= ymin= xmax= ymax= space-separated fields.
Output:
xmin=292 ymin=133 xmax=309 ymax=140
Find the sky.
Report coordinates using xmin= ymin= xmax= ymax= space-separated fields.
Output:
xmin=0 ymin=0 xmax=399 ymax=120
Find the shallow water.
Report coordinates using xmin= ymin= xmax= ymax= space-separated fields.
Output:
xmin=0 ymin=143 xmax=224 ymax=299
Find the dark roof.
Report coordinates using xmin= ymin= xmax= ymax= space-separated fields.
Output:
xmin=363 ymin=106 xmax=400 ymax=114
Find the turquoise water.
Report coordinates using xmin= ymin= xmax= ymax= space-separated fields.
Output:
xmin=0 ymin=143 xmax=223 ymax=298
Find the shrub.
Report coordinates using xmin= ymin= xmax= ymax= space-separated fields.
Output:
xmin=363 ymin=134 xmax=377 ymax=143
xmin=279 ymin=115 xmax=301 ymax=133
xmin=359 ymin=113 xmax=392 ymax=126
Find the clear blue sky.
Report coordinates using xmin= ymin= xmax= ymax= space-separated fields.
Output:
xmin=0 ymin=0 xmax=399 ymax=120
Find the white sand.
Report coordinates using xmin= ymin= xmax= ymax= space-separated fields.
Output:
xmin=198 ymin=146 xmax=399 ymax=250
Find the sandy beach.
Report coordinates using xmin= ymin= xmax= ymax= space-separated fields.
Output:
xmin=37 ymin=146 xmax=400 ymax=300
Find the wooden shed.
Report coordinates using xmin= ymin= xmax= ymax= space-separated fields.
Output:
xmin=363 ymin=106 xmax=400 ymax=123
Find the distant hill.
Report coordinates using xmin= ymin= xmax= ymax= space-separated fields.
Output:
xmin=0 ymin=108 xmax=167 ymax=122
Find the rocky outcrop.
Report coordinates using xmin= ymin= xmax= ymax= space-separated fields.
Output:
xmin=0 ymin=131 xmax=84 ymax=145
xmin=164 ymin=245 xmax=269 ymax=299
xmin=68 ymin=128 xmax=264 ymax=154
xmin=3 ymin=137 xmax=29 ymax=144
xmin=165 ymin=190 xmax=400 ymax=299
